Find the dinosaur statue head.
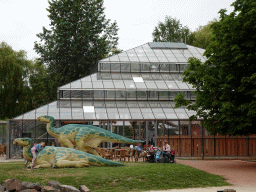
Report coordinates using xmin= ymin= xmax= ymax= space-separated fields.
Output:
xmin=37 ymin=116 xmax=55 ymax=123
xmin=13 ymin=138 xmax=33 ymax=147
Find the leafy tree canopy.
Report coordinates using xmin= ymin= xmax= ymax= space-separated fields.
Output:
xmin=152 ymin=16 xmax=191 ymax=43
xmin=174 ymin=0 xmax=256 ymax=135
xmin=0 ymin=42 xmax=33 ymax=120
xmin=34 ymin=0 xmax=119 ymax=87
xmin=189 ymin=18 xmax=217 ymax=49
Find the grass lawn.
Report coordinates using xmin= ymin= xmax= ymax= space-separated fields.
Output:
xmin=0 ymin=161 xmax=230 ymax=192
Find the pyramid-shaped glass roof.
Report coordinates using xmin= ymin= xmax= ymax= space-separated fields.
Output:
xmin=14 ymin=42 xmax=204 ymax=121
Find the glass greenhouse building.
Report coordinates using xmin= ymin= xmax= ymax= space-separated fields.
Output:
xmin=7 ymin=42 xmax=255 ymax=159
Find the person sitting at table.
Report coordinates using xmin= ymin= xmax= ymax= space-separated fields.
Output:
xmin=162 ymin=141 xmax=171 ymax=152
xmin=135 ymin=143 xmax=143 ymax=156
xmin=149 ymin=145 xmax=154 ymax=151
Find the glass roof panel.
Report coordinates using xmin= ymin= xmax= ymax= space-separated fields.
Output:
xmin=60 ymin=112 xmax=72 ymax=120
xmin=92 ymin=81 xmax=103 ymax=89
xmin=162 ymin=108 xmax=178 ymax=119
xmin=95 ymin=113 xmax=108 ymax=120
xmin=60 ymin=83 xmax=71 ymax=89
xmin=159 ymin=102 xmax=172 ymax=108
xmin=134 ymin=46 xmax=145 ymax=53
xmin=130 ymin=112 xmax=143 ymax=119
xmin=145 ymin=81 xmax=157 ymax=89
xmin=134 ymin=82 xmax=147 ymax=89
xmin=173 ymin=53 xmax=184 ymax=58
xmin=109 ymin=55 xmax=120 ymax=62
xmin=187 ymin=83 xmax=194 ymax=89
xmin=185 ymin=109 xmax=197 ymax=118
xmin=80 ymin=75 xmax=91 ymax=81
xmin=36 ymin=112 xmax=47 ymax=118
xmin=126 ymin=50 xmax=137 ymax=56
xmin=36 ymin=104 xmax=48 ymax=113
xmin=113 ymin=80 xmax=125 ymax=89
xmin=138 ymin=101 xmax=150 ymax=107
xmin=142 ymin=43 xmax=152 ymax=51
xmin=147 ymin=56 xmax=159 ymax=62
xmin=47 ymin=112 xmax=59 ymax=120
xmin=72 ymin=107 xmax=84 ymax=113
xmin=171 ymin=74 xmax=183 ymax=80
xmin=14 ymin=114 xmax=23 ymax=119
xmin=157 ymin=56 xmax=169 ymax=62
xmin=151 ymin=74 xmax=163 ymax=80
xmin=155 ymin=81 xmax=168 ymax=89
xmin=103 ymin=81 xmax=114 ymax=89
xmin=175 ymin=81 xmax=189 ymax=89
xmin=174 ymin=108 xmax=189 ymax=119
xmin=141 ymin=73 xmax=153 ymax=80
xmin=84 ymin=113 xmax=96 ymax=120
xmin=48 ymin=102 xmax=59 ymax=113
xmin=176 ymin=57 xmax=187 ymax=62
xmin=90 ymin=73 xmax=98 ymax=81
xmin=165 ymin=81 xmax=178 ymax=89
xmin=23 ymin=111 xmax=36 ymax=120
xmin=144 ymin=52 xmax=155 ymax=57
xmin=153 ymin=49 xmax=165 ymax=56
xmin=151 ymin=108 xmax=167 ymax=119
xmin=138 ymin=56 xmax=149 ymax=62
xmin=82 ymin=81 xmax=92 ymax=89
xmin=187 ymin=47 xmax=199 ymax=54
xmin=124 ymin=81 xmax=136 ymax=89
xmin=129 ymin=108 xmax=141 ymax=113
xmin=140 ymin=109 xmax=155 ymax=119
xmin=162 ymin=49 xmax=173 ymax=54
xmin=119 ymin=56 xmax=130 ymax=62
xmin=149 ymin=102 xmax=161 ymax=107
xmin=161 ymin=74 xmax=173 ymax=80
xmin=72 ymin=112 xmax=84 ymax=120
xmin=129 ymin=56 xmax=140 ymax=62
xmin=127 ymin=101 xmax=138 ymax=107
xmin=107 ymin=108 xmax=120 ymax=119
xmin=70 ymin=80 xmax=82 ymax=89
xmin=100 ymin=57 xmax=110 ymax=62
xmin=118 ymin=112 xmax=132 ymax=119
xmin=166 ymin=57 xmax=178 ymax=62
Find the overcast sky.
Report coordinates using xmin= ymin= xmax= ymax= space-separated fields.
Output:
xmin=0 ymin=0 xmax=235 ymax=60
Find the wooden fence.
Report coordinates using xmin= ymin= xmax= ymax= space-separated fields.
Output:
xmin=158 ymin=135 xmax=256 ymax=158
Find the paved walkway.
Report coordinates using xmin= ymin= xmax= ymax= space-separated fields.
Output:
xmin=147 ymin=159 xmax=256 ymax=192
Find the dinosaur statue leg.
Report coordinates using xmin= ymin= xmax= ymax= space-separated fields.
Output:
xmin=76 ymin=137 xmax=100 ymax=156
xmin=55 ymin=157 xmax=89 ymax=168
xmin=34 ymin=160 xmax=52 ymax=169
xmin=58 ymin=136 xmax=75 ymax=149
xmin=84 ymin=146 xmax=100 ymax=156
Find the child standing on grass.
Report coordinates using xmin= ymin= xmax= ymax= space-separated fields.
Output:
xmin=31 ymin=141 xmax=45 ymax=169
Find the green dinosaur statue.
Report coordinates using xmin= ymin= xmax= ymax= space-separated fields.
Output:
xmin=13 ymin=138 xmax=124 ymax=168
xmin=37 ymin=116 xmax=143 ymax=156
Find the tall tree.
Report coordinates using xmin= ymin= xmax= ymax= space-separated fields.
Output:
xmin=34 ymin=0 xmax=119 ymax=87
xmin=189 ymin=19 xmax=217 ymax=49
xmin=0 ymin=42 xmax=33 ymax=120
xmin=152 ymin=16 xmax=191 ymax=43
xmin=174 ymin=0 xmax=256 ymax=135
xmin=29 ymin=60 xmax=57 ymax=109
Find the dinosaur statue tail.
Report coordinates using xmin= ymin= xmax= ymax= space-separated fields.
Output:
xmin=105 ymin=134 xmax=144 ymax=144
xmin=79 ymin=152 xmax=124 ymax=166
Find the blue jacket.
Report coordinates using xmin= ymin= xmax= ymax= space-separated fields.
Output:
xmin=34 ymin=144 xmax=43 ymax=152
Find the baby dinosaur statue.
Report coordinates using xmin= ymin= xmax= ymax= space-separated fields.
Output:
xmin=13 ymin=138 xmax=123 ymax=168
xmin=37 ymin=116 xmax=143 ymax=156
